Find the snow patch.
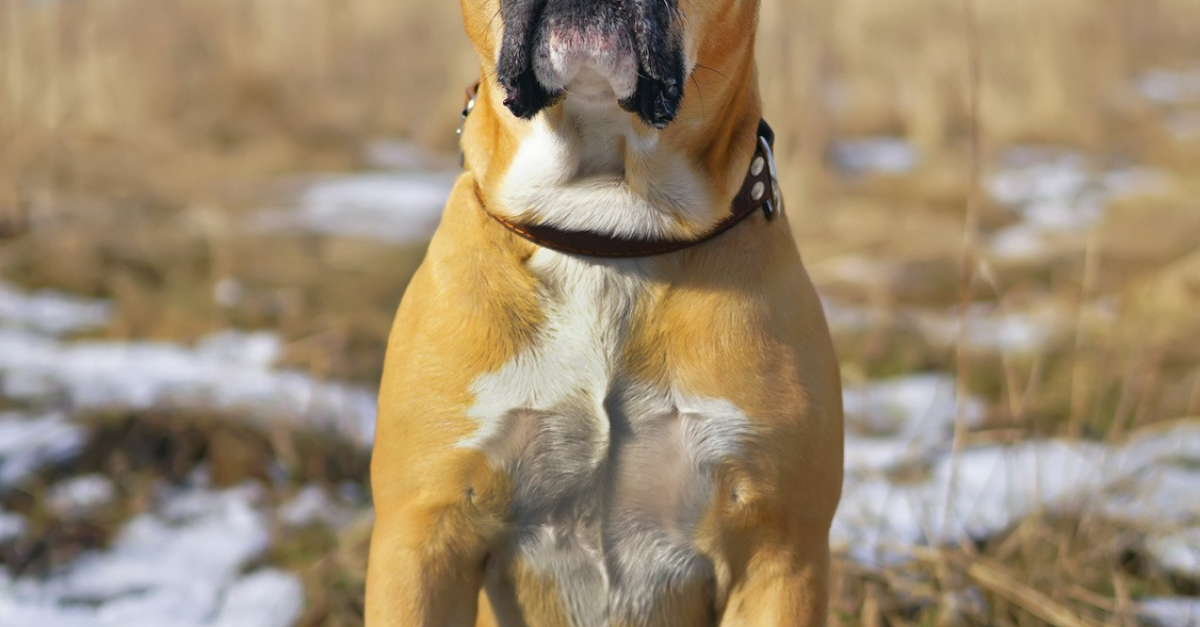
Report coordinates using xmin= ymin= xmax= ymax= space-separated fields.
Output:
xmin=0 ymin=412 xmax=85 ymax=488
xmin=1136 ymin=68 xmax=1200 ymax=105
xmin=988 ymin=150 xmax=1105 ymax=233
xmin=0 ymin=512 xmax=25 ymax=543
xmin=47 ymin=474 xmax=117 ymax=520
xmin=1140 ymin=598 xmax=1200 ymax=627
xmin=822 ymin=297 xmax=1067 ymax=354
xmin=1147 ymin=528 xmax=1200 ymax=578
xmin=1102 ymin=464 xmax=1200 ymax=527
xmin=843 ymin=374 xmax=985 ymax=475
xmin=833 ymin=419 xmax=1200 ymax=567
xmin=829 ymin=137 xmax=919 ymax=176
xmin=918 ymin=302 xmax=1065 ymax=353
xmin=0 ymin=283 xmax=111 ymax=337
xmin=254 ymin=172 xmax=457 ymax=245
xmin=209 ymin=569 xmax=304 ymax=627
xmin=0 ymin=484 xmax=302 ymax=627
xmin=361 ymin=140 xmax=447 ymax=171
xmin=279 ymin=485 xmax=354 ymax=529
xmin=985 ymin=148 xmax=1171 ymax=262
xmin=0 ymin=329 xmax=377 ymax=445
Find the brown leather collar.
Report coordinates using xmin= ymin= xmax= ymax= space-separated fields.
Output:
xmin=461 ymin=83 xmax=782 ymax=259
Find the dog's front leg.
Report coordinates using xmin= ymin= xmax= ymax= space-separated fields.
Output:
xmin=364 ymin=507 xmax=487 ymax=627
xmin=718 ymin=529 xmax=832 ymax=627
xmin=365 ymin=450 xmax=508 ymax=627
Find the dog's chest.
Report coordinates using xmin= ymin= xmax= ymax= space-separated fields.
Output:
xmin=462 ymin=250 xmax=749 ymax=626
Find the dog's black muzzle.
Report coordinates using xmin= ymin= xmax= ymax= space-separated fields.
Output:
xmin=496 ymin=0 xmax=686 ymax=128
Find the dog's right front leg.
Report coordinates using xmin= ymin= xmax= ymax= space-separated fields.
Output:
xmin=365 ymin=456 xmax=509 ymax=627
xmin=364 ymin=517 xmax=480 ymax=627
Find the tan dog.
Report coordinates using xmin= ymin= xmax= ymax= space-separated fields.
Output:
xmin=366 ymin=0 xmax=843 ymax=625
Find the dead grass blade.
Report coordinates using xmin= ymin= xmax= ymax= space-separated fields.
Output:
xmin=957 ymin=556 xmax=1106 ymax=627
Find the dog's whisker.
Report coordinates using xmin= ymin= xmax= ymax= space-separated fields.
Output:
xmin=693 ymin=63 xmax=727 ymax=82
xmin=690 ymin=73 xmax=706 ymax=120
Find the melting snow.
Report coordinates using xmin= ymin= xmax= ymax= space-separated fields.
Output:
xmin=47 ymin=474 xmax=117 ymax=520
xmin=0 ymin=283 xmax=111 ymax=337
xmin=209 ymin=570 xmax=304 ymax=627
xmin=1136 ymin=68 xmax=1200 ymax=105
xmin=361 ymin=140 xmax=449 ymax=171
xmin=0 ymin=412 xmax=86 ymax=489
xmin=0 ymin=484 xmax=302 ymax=627
xmin=985 ymin=148 xmax=1171 ymax=261
xmin=0 ymin=512 xmax=25 ymax=543
xmin=822 ymin=297 xmax=1067 ymax=354
xmin=0 ymin=282 xmax=376 ymax=445
xmin=0 ymin=282 xmax=364 ymax=627
xmin=1147 ymin=528 xmax=1200 ymax=578
xmin=917 ymin=302 xmax=1065 ymax=353
xmin=254 ymin=171 xmax=457 ymax=245
xmin=988 ymin=150 xmax=1105 ymax=232
xmin=1140 ymin=598 xmax=1200 ymax=627
xmin=834 ymin=418 xmax=1200 ymax=567
xmin=843 ymin=374 xmax=984 ymax=475
xmin=829 ymin=137 xmax=919 ymax=176
xmin=987 ymin=223 xmax=1055 ymax=261
xmin=279 ymin=485 xmax=356 ymax=530
xmin=0 ymin=328 xmax=377 ymax=445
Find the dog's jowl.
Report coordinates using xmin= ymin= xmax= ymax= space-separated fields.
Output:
xmin=366 ymin=0 xmax=844 ymax=625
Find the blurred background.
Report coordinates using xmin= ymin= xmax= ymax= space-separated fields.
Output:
xmin=1 ymin=0 xmax=1199 ymax=625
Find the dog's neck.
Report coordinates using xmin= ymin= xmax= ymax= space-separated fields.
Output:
xmin=461 ymin=44 xmax=762 ymax=242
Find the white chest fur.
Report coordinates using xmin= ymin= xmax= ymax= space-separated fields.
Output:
xmin=496 ymin=96 xmax=713 ymax=241
xmin=461 ymin=250 xmax=752 ymax=625
xmin=460 ymin=249 xmax=644 ymax=449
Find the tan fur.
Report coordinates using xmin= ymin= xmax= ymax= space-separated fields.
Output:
xmin=366 ymin=1 xmax=843 ymax=625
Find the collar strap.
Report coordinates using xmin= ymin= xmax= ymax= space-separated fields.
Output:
xmin=461 ymin=83 xmax=782 ymax=259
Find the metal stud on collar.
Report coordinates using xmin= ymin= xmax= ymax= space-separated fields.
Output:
xmin=458 ymin=83 xmax=479 ymax=168
xmin=757 ymin=135 xmax=781 ymax=220
xmin=458 ymin=89 xmax=477 ymax=137
xmin=751 ymin=181 xmax=766 ymax=202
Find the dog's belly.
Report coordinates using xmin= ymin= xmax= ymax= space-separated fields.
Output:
xmin=461 ymin=252 xmax=750 ymax=626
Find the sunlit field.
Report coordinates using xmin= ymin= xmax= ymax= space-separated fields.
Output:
xmin=2 ymin=0 xmax=1199 ymax=625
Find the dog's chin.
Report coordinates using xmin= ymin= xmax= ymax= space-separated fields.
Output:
xmin=533 ymin=50 xmax=639 ymax=112
xmin=520 ymin=51 xmax=683 ymax=128
xmin=526 ymin=25 xmax=682 ymax=127
xmin=558 ymin=77 xmax=636 ymax=111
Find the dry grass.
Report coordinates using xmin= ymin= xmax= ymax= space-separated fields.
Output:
xmin=826 ymin=508 xmax=1200 ymax=627
xmin=4 ymin=0 xmax=1199 ymax=195
xmin=3 ymin=0 xmax=1200 ymax=625
xmin=0 ymin=409 xmax=368 ymax=576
